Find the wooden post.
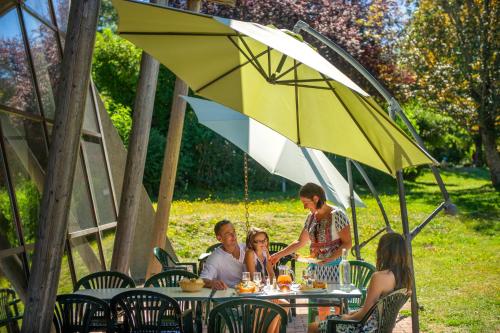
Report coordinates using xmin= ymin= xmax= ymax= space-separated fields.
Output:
xmin=110 ymin=51 xmax=160 ymax=273
xmin=20 ymin=0 xmax=100 ymax=331
xmin=145 ymin=0 xmax=202 ymax=279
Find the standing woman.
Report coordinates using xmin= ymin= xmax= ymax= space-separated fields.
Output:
xmin=270 ymin=182 xmax=352 ymax=272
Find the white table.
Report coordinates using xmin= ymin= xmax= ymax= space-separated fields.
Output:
xmin=75 ymin=287 xmax=214 ymax=301
xmin=212 ymin=284 xmax=362 ymax=313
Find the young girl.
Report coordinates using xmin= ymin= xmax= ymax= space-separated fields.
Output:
xmin=309 ymin=233 xmax=412 ymax=333
xmin=244 ymin=227 xmax=274 ymax=281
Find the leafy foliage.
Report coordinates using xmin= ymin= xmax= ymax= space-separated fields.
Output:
xmin=400 ymin=0 xmax=499 ymax=187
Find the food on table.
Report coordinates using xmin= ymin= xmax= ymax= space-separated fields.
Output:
xmin=236 ymin=281 xmax=259 ymax=293
xmin=313 ymin=281 xmax=327 ymax=289
xmin=179 ymin=277 xmax=204 ymax=292
xmin=299 ymin=283 xmax=324 ymax=291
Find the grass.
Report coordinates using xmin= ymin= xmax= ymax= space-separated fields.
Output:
xmin=164 ymin=167 xmax=499 ymax=332
xmin=20 ymin=167 xmax=496 ymax=332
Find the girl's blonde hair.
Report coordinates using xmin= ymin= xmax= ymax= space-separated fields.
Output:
xmin=245 ymin=227 xmax=269 ymax=250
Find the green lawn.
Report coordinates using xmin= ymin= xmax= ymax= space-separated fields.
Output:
xmin=44 ymin=167 xmax=499 ymax=332
xmin=164 ymin=168 xmax=499 ymax=333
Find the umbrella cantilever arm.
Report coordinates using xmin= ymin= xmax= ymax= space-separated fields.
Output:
xmin=292 ymin=20 xmax=456 ymax=215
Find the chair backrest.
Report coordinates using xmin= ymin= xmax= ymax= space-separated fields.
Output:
xmin=208 ymin=298 xmax=287 ymax=333
xmin=349 ymin=260 xmax=376 ymax=307
xmin=111 ymin=290 xmax=183 ymax=332
xmin=74 ymin=271 xmax=136 ymax=291
xmin=54 ymin=294 xmax=111 ymax=333
xmin=154 ymin=246 xmax=176 ymax=269
xmin=269 ymin=242 xmax=296 ymax=276
xmin=144 ymin=270 xmax=198 ymax=288
xmin=376 ymin=288 xmax=410 ymax=333
xmin=206 ymin=243 xmax=222 ymax=253
xmin=0 ymin=289 xmax=16 ymax=322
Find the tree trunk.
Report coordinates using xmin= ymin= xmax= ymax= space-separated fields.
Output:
xmin=473 ymin=129 xmax=484 ymax=167
xmin=110 ymin=53 xmax=160 ymax=273
xmin=480 ymin=123 xmax=500 ymax=189
xmin=21 ymin=0 xmax=100 ymax=331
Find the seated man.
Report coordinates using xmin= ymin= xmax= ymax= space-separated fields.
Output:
xmin=200 ymin=219 xmax=246 ymax=290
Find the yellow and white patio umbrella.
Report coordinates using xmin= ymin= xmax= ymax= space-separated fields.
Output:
xmin=112 ymin=0 xmax=438 ymax=176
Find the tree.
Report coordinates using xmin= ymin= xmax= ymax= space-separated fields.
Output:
xmin=401 ymin=0 xmax=499 ymax=188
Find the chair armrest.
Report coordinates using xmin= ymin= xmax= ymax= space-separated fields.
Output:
xmin=182 ymin=308 xmax=194 ymax=333
xmin=198 ymin=253 xmax=210 ymax=261
xmin=178 ymin=262 xmax=198 ymax=274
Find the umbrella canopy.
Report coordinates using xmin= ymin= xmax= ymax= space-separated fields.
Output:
xmin=113 ymin=0 xmax=438 ymax=176
xmin=182 ymin=96 xmax=365 ymax=209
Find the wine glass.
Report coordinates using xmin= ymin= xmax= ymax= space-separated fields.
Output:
xmin=253 ymin=272 xmax=262 ymax=286
xmin=242 ymin=271 xmax=250 ymax=284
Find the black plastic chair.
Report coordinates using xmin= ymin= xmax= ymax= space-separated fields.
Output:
xmin=0 ymin=288 xmax=22 ymax=333
xmin=268 ymin=242 xmax=296 ymax=275
xmin=326 ymin=288 xmax=410 ymax=333
xmin=74 ymin=271 xmax=136 ymax=291
xmin=111 ymin=289 xmax=192 ymax=333
xmin=208 ymin=298 xmax=287 ymax=333
xmin=145 ymin=270 xmax=201 ymax=332
xmin=349 ymin=260 xmax=376 ymax=310
xmin=154 ymin=247 xmax=197 ymax=274
xmin=197 ymin=243 xmax=222 ymax=274
xmin=53 ymin=294 xmax=112 ymax=333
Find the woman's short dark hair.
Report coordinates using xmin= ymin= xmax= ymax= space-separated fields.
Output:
xmin=376 ymin=233 xmax=413 ymax=291
xmin=214 ymin=219 xmax=232 ymax=236
xmin=299 ymin=183 xmax=326 ymax=209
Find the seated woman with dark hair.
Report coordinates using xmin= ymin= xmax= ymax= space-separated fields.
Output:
xmin=308 ymin=233 xmax=413 ymax=333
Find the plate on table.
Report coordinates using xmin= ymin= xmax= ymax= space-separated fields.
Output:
xmin=235 ymin=290 xmax=263 ymax=296
xmin=299 ymin=287 xmax=326 ymax=293
xmin=296 ymin=255 xmax=321 ymax=264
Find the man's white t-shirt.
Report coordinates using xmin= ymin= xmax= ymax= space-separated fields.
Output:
xmin=200 ymin=243 xmax=246 ymax=288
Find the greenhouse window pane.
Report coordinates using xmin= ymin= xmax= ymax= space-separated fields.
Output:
xmin=52 ymin=0 xmax=70 ymax=33
xmin=24 ymin=0 xmax=52 ymax=24
xmin=83 ymin=137 xmax=116 ymax=225
xmin=22 ymin=10 xmax=61 ymax=120
xmin=0 ymin=113 xmax=47 ymax=244
xmin=0 ymin=8 xmax=40 ymax=114
xmin=0 ymin=153 xmax=20 ymax=250
xmin=100 ymin=228 xmax=115 ymax=270
xmin=83 ymin=87 xmax=99 ymax=133
xmin=68 ymin=153 xmax=97 ymax=233
xmin=69 ymin=233 xmax=103 ymax=284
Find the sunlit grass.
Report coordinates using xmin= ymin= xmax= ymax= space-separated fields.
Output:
xmin=50 ymin=167 xmax=498 ymax=332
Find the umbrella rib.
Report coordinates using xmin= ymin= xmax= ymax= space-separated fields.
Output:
xmin=279 ymin=83 xmax=332 ymax=90
xmin=294 ymin=59 xmax=300 ymax=144
xmin=227 ymin=36 xmax=268 ymax=78
xmin=319 ymin=74 xmax=394 ymax=174
xmin=277 ymin=78 xmax=335 ymax=84
xmin=237 ymin=35 xmax=268 ymax=79
xmin=196 ymin=47 xmax=268 ymax=93
xmin=273 ymin=62 xmax=303 ymax=81
xmin=267 ymin=47 xmax=271 ymax=78
xmin=119 ymin=31 xmax=239 ymax=37
xmin=355 ymin=94 xmax=437 ymax=164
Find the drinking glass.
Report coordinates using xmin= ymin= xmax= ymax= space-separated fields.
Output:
xmin=242 ymin=272 xmax=250 ymax=283
xmin=253 ymin=272 xmax=262 ymax=286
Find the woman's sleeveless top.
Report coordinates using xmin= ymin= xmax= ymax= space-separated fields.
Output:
xmin=304 ymin=207 xmax=350 ymax=260
xmin=253 ymin=251 xmax=268 ymax=278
